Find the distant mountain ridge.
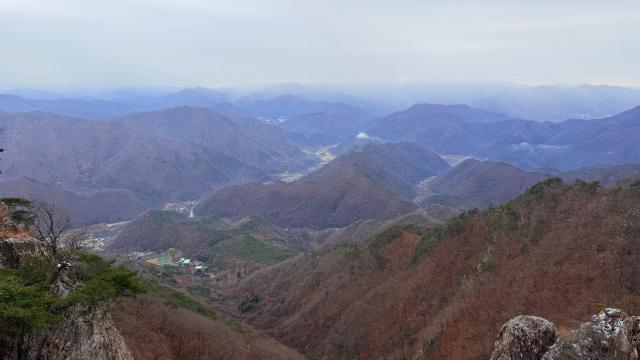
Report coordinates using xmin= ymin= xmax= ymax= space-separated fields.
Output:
xmin=195 ymin=142 xmax=450 ymax=228
xmin=232 ymin=94 xmax=378 ymax=145
xmin=4 ymin=84 xmax=640 ymax=122
xmin=113 ymin=106 xmax=313 ymax=173
xmin=0 ymin=94 xmax=134 ymax=120
xmin=3 ymin=89 xmax=640 ymax=228
xmin=561 ymin=163 xmax=640 ymax=186
xmin=0 ymin=111 xmax=267 ymax=224
xmin=0 ymin=90 xmax=379 ymax=149
xmin=480 ymin=105 xmax=640 ymax=170
xmin=426 ymin=159 xmax=548 ymax=204
xmin=0 ymin=177 xmax=153 ymax=226
xmin=475 ymin=84 xmax=640 ymax=122
xmin=236 ymin=94 xmax=367 ymax=118
xmin=366 ymin=103 xmax=546 ymax=155
xmin=419 ymin=159 xmax=640 ymax=211
xmin=0 ymin=87 xmax=233 ymax=120
xmin=365 ymin=103 xmax=640 ymax=171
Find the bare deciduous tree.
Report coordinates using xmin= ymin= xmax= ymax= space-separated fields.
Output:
xmin=31 ymin=201 xmax=70 ymax=257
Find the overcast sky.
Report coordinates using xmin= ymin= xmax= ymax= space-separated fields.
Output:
xmin=1 ymin=0 xmax=639 ymax=89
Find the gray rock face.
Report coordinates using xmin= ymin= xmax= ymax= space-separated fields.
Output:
xmin=542 ymin=308 xmax=640 ymax=360
xmin=490 ymin=315 xmax=558 ymax=360
xmin=0 ymin=215 xmax=132 ymax=360
xmin=23 ymin=305 xmax=133 ymax=360
xmin=0 ymin=237 xmax=48 ymax=268
xmin=491 ymin=309 xmax=640 ymax=360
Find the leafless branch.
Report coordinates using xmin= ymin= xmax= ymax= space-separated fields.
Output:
xmin=31 ymin=201 xmax=70 ymax=257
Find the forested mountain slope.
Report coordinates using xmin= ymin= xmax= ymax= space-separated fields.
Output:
xmin=233 ymin=178 xmax=640 ymax=359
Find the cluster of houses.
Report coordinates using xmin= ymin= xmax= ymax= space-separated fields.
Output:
xmin=161 ymin=201 xmax=197 ymax=217
xmin=82 ymin=235 xmax=108 ymax=251
xmin=176 ymin=257 xmax=209 ymax=274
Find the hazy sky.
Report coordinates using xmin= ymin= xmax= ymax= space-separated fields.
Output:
xmin=1 ymin=0 xmax=639 ymax=89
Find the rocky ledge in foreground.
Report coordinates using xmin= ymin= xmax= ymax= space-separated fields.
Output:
xmin=490 ymin=308 xmax=640 ymax=360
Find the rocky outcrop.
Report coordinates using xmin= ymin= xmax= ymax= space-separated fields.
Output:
xmin=0 ymin=203 xmax=30 ymax=237
xmin=0 ymin=201 xmax=46 ymax=268
xmin=542 ymin=308 xmax=640 ymax=360
xmin=22 ymin=305 xmax=133 ymax=360
xmin=490 ymin=316 xmax=557 ymax=360
xmin=491 ymin=309 xmax=640 ymax=360
xmin=0 ymin=206 xmax=133 ymax=360
xmin=0 ymin=237 xmax=48 ymax=268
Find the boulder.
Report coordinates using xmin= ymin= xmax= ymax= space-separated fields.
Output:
xmin=542 ymin=308 xmax=640 ymax=360
xmin=490 ymin=315 xmax=558 ymax=360
xmin=491 ymin=309 xmax=640 ymax=360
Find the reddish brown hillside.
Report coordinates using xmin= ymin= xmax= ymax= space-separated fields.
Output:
xmin=113 ymin=294 xmax=304 ymax=360
xmin=427 ymin=159 xmax=548 ymax=204
xmin=233 ymin=178 xmax=640 ymax=359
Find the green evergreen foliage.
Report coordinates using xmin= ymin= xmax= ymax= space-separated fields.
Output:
xmin=147 ymin=281 xmax=217 ymax=319
xmin=0 ymin=252 xmax=145 ymax=344
xmin=1 ymin=197 xmax=35 ymax=224
xmin=210 ymin=234 xmax=294 ymax=268
xmin=411 ymin=211 xmax=472 ymax=264
xmin=524 ymin=177 xmax=564 ymax=197
xmin=370 ymin=225 xmax=405 ymax=268
xmin=0 ymin=269 xmax=56 ymax=335
xmin=367 ymin=216 xmax=472 ymax=268
xmin=341 ymin=243 xmax=363 ymax=261
xmin=478 ymin=259 xmax=496 ymax=273
xmin=574 ymin=179 xmax=601 ymax=195
xmin=488 ymin=203 xmax=519 ymax=232
xmin=0 ymin=197 xmax=33 ymax=208
xmin=412 ymin=236 xmax=436 ymax=264
xmin=239 ymin=295 xmax=260 ymax=313
xmin=187 ymin=286 xmax=212 ymax=299
xmin=18 ymin=256 xmax=54 ymax=287
xmin=62 ymin=253 xmax=146 ymax=307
